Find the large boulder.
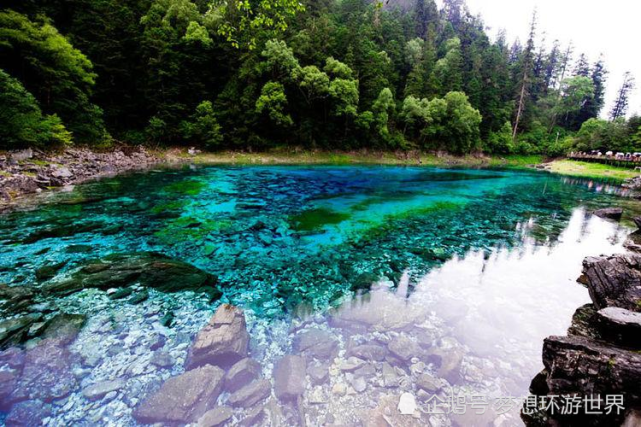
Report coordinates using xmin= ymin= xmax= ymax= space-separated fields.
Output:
xmin=578 ymin=254 xmax=641 ymax=311
xmin=534 ymin=335 xmax=641 ymax=425
xmin=42 ymin=252 xmax=220 ymax=298
xmin=186 ymin=304 xmax=249 ymax=369
xmin=273 ymin=355 xmax=306 ymax=402
xmin=133 ymin=364 xmax=225 ymax=424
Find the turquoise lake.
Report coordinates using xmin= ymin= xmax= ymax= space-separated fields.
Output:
xmin=0 ymin=165 xmax=638 ymax=425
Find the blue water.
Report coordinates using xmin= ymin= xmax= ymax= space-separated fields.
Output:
xmin=0 ymin=166 xmax=636 ymax=316
xmin=0 ymin=165 xmax=638 ymax=426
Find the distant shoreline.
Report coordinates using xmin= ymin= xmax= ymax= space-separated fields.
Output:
xmin=1 ymin=147 xmax=638 ymax=212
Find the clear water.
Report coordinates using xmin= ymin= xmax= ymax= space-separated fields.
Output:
xmin=0 ymin=165 xmax=637 ymax=426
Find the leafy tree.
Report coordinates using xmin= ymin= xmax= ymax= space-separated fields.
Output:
xmin=371 ymin=88 xmax=396 ymax=144
xmin=0 ymin=69 xmax=72 ymax=148
xmin=432 ymin=37 xmax=463 ymax=96
xmin=256 ymin=81 xmax=293 ymax=127
xmin=0 ymin=10 xmax=109 ymax=144
xmin=213 ymin=0 xmax=305 ymax=49
xmin=181 ymin=101 xmax=223 ymax=148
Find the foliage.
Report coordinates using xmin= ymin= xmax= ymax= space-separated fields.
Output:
xmin=0 ymin=69 xmax=72 ymax=148
xmin=0 ymin=0 xmax=623 ymax=155
xmin=181 ymin=101 xmax=223 ymax=148
xmin=0 ymin=10 xmax=109 ymax=145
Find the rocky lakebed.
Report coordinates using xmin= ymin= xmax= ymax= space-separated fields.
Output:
xmin=0 ymin=160 xmax=640 ymax=426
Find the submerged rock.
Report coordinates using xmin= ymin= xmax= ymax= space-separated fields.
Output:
xmin=9 ymin=339 xmax=77 ymax=405
xmin=198 ymin=406 xmax=234 ymax=427
xmin=39 ymin=313 xmax=85 ymax=344
xmin=0 ymin=284 xmax=35 ymax=315
xmin=186 ymin=304 xmax=249 ymax=369
xmin=43 ymin=252 xmax=220 ymax=298
xmin=227 ymin=379 xmax=271 ymax=408
xmin=35 ymin=261 xmax=67 ymax=281
xmin=133 ymin=364 xmax=225 ymax=424
xmin=5 ymin=400 xmax=51 ymax=426
xmin=273 ymin=355 xmax=306 ymax=402
xmin=225 ymin=358 xmax=261 ymax=393
xmin=82 ymin=378 xmax=126 ymax=401
xmin=593 ymin=207 xmax=623 ymax=220
xmin=293 ymin=329 xmax=338 ymax=360
xmin=0 ymin=314 xmax=42 ymax=348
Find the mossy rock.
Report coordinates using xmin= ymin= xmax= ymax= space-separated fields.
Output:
xmin=42 ymin=252 xmax=221 ymax=299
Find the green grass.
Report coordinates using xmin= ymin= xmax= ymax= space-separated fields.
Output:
xmin=547 ymin=160 xmax=638 ymax=180
xmin=183 ymin=148 xmax=544 ymax=168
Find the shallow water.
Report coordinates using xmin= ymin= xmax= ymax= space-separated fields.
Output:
xmin=0 ymin=165 xmax=637 ymax=425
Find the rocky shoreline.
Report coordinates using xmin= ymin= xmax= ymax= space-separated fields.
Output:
xmin=0 ymin=147 xmax=176 ymax=211
xmin=523 ymin=218 xmax=641 ymax=426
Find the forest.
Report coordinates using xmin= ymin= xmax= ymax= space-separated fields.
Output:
xmin=0 ymin=0 xmax=639 ymax=155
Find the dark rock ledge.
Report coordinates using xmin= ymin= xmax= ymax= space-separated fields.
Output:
xmin=523 ymin=253 xmax=641 ymax=426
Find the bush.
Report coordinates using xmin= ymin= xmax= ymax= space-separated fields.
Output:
xmin=485 ymin=122 xmax=514 ymax=154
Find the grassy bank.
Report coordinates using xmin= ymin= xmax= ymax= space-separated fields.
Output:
xmin=169 ymin=148 xmax=544 ymax=168
xmin=546 ymin=159 xmax=639 ymax=180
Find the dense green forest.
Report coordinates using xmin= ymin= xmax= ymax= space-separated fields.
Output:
xmin=0 ymin=0 xmax=639 ymax=154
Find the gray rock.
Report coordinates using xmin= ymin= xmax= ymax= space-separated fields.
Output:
xmin=39 ymin=313 xmax=85 ymax=345
xmin=82 ymin=378 xmax=126 ymax=401
xmin=381 ymin=362 xmax=399 ymax=388
xmin=353 ymin=363 xmax=376 ymax=379
xmin=307 ymin=363 xmax=329 ymax=385
xmin=186 ymin=304 xmax=249 ymax=369
xmin=347 ymin=375 xmax=367 ymax=393
xmin=293 ymin=329 xmax=338 ymax=359
xmin=225 ymin=358 xmax=261 ymax=393
xmin=5 ymin=399 xmax=51 ymax=426
xmin=133 ymin=364 xmax=225 ymax=424
xmin=9 ymin=339 xmax=76 ymax=404
xmin=347 ymin=344 xmax=387 ymax=361
xmin=150 ymin=351 xmax=174 ymax=368
xmin=197 ymin=406 xmax=233 ymax=427
xmin=578 ymin=254 xmax=641 ymax=311
xmin=227 ymin=379 xmax=271 ymax=408
xmin=273 ymin=355 xmax=306 ymax=402
xmin=388 ymin=335 xmax=421 ymax=361
xmin=340 ymin=356 xmax=366 ymax=372
xmin=51 ymin=166 xmax=73 ymax=179
xmin=239 ymin=404 xmax=266 ymax=426
xmin=596 ymin=307 xmax=641 ymax=347
xmin=9 ymin=149 xmax=33 ymax=162
xmin=416 ymin=373 xmax=442 ymax=393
